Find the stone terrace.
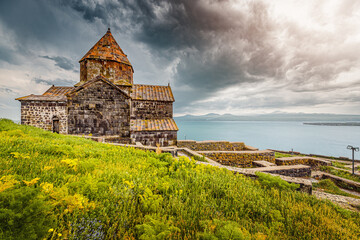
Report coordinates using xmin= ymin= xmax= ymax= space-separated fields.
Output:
xmin=198 ymin=150 xmax=275 ymax=168
xmin=275 ymin=157 xmax=331 ymax=169
xmin=177 ymin=140 xmax=274 ymax=168
xmin=177 ymin=140 xmax=250 ymax=151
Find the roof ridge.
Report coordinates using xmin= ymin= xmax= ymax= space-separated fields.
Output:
xmin=67 ymin=75 xmax=130 ymax=98
xmin=133 ymin=83 xmax=170 ymax=87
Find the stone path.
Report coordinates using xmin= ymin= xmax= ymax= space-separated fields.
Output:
xmin=313 ymin=190 xmax=360 ymax=212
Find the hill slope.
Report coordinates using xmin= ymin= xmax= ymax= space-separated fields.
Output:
xmin=0 ymin=119 xmax=359 ymax=239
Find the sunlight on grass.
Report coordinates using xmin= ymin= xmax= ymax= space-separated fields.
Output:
xmin=0 ymin=119 xmax=359 ymax=239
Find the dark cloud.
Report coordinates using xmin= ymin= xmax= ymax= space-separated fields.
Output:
xmin=1 ymin=0 xmax=360 ymax=119
xmin=0 ymin=47 xmax=19 ymax=65
xmin=32 ymin=78 xmax=76 ymax=86
xmin=61 ymin=0 xmax=285 ymax=109
xmin=41 ymin=55 xmax=77 ymax=71
xmin=0 ymin=0 xmax=100 ymax=59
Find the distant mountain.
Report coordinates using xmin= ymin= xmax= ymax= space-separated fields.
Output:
xmin=174 ymin=113 xmax=360 ymax=122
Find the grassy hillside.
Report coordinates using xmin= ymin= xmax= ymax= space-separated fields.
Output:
xmin=0 ymin=119 xmax=359 ymax=239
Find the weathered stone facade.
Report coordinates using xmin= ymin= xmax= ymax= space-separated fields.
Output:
xmin=131 ymin=101 xmax=173 ymax=119
xmin=67 ymin=78 xmax=130 ymax=137
xmin=19 ymin=100 xmax=67 ymax=134
xmin=79 ymin=59 xmax=133 ymax=86
xmin=16 ymin=28 xmax=178 ymax=145
xmin=130 ymin=130 xmax=177 ymax=146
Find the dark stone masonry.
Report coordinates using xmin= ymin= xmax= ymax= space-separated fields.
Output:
xmin=16 ymin=28 xmax=178 ymax=146
xmin=20 ymin=100 xmax=67 ymax=134
xmin=67 ymin=79 xmax=131 ymax=137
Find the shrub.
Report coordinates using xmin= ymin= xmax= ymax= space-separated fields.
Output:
xmin=256 ymin=172 xmax=299 ymax=191
xmin=0 ymin=187 xmax=55 ymax=240
xmin=0 ymin=119 xmax=360 ymax=239
xmin=197 ymin=219 xmax=250 ymax=240
xmin=135 ymin=215 xmax=180 ymax=239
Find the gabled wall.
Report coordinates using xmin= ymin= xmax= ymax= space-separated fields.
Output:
xmin=67 ymin=80 xmax=130 ymax=138
xmin=19 ymin=101 xmax=67 ymax=134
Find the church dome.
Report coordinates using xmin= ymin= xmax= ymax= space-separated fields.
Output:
xmin=79 ymin=28 xmax=132 ymax=68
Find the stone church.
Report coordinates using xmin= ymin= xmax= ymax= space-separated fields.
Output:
xmin=16 ymin=28 xmax=178 ymax=146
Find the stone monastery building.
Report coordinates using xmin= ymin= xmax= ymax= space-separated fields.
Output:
xmin=16 ymin=28 xmax=178 ymax=146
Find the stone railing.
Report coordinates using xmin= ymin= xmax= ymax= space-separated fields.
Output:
xmin=197 ymin=150 xmax=275 ymax=168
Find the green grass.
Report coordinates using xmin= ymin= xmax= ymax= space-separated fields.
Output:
xmin=313 ymin=179 xmax=360 ymax=199
xmin=320 ymin=166 xmax=360 ymax=183
xmin=332 ymin=161 xmax=350 ymax=170
xmin=191 ymin=154 xmax=208 ymax=162
xmin=274 ymin=152 xmax=305 ymax=158
xmin=1 ymin=119 xmax=360 ymax=239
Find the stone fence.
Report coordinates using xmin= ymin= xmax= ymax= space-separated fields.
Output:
xmin=197 ymin=150 xmax=275 ymax=168
xmin=249 ymin=165 xmax=311 ymax=178
xmin=177 ymin=140 xmax=254 ymax=151
xmin=320 ymin=173 xmax=360 ymax=192
xmin=275 ymin=157 xmax=331 ymax=169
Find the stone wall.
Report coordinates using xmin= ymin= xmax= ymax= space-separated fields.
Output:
xmin=177 ymin=140 xmax=247 ymax=151
xmin=251 ymin=165 xmax=311 ymax=178
xmin=321 ymin=173 xmax=360 ymax=192
xmin=197 ymin=150 xmax=275 ymax=168
xmin=80 ymin=59 xmax=133 ymax=85
xmin=131 ymin=101 xmax=173 ymax=119
xmin=252 ymin=160 xmax=276 ymax=167
xmin=67 ymin=80 xmax=130 ymax=137
xmin=20 ymin=101 xmax=67 ymax=134
xmin=275 ymin=157 xmax=331 ymax=169
xmin=130 ymin=130 xmax=177 ymax=146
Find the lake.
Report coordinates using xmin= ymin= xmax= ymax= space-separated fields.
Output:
xmin=176 ymin=120 xmax=360 ymax=159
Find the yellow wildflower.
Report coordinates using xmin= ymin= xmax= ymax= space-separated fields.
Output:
xmin=0 ymin=175 xmax=18 ymax=192
xmin=48 ymin=228 xmax=54 ymax=232
xmin=58 ymin=233 xmax=62 ymax=237
xmin=43 ymin=166 xmax=54 ymax=171
xmin=23 ymin=177 xmax=40 ymax=186
xmin=41 ymin=182 xmax=54 ymax=193
xmin=61 ymin=159 xmax=79 ymax=171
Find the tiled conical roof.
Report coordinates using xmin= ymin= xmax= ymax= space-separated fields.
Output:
xmin=79 ymin=28 xmax=132 ymax=67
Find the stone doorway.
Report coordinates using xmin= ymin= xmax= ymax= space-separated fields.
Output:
xmin=52 ymin=116 xmax=60 ymax=133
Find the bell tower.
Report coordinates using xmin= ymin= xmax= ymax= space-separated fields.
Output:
xmin=77 ymin=28 xmax=134 ymax=87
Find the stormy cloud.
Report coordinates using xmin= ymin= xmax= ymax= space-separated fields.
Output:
xmin=1 ymin=0 xmax=360 ymax=120
xmin=31 ymin=78 xmax=76 ymax=86
xmin=41 ymin=56 xmax=77 ymax=71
